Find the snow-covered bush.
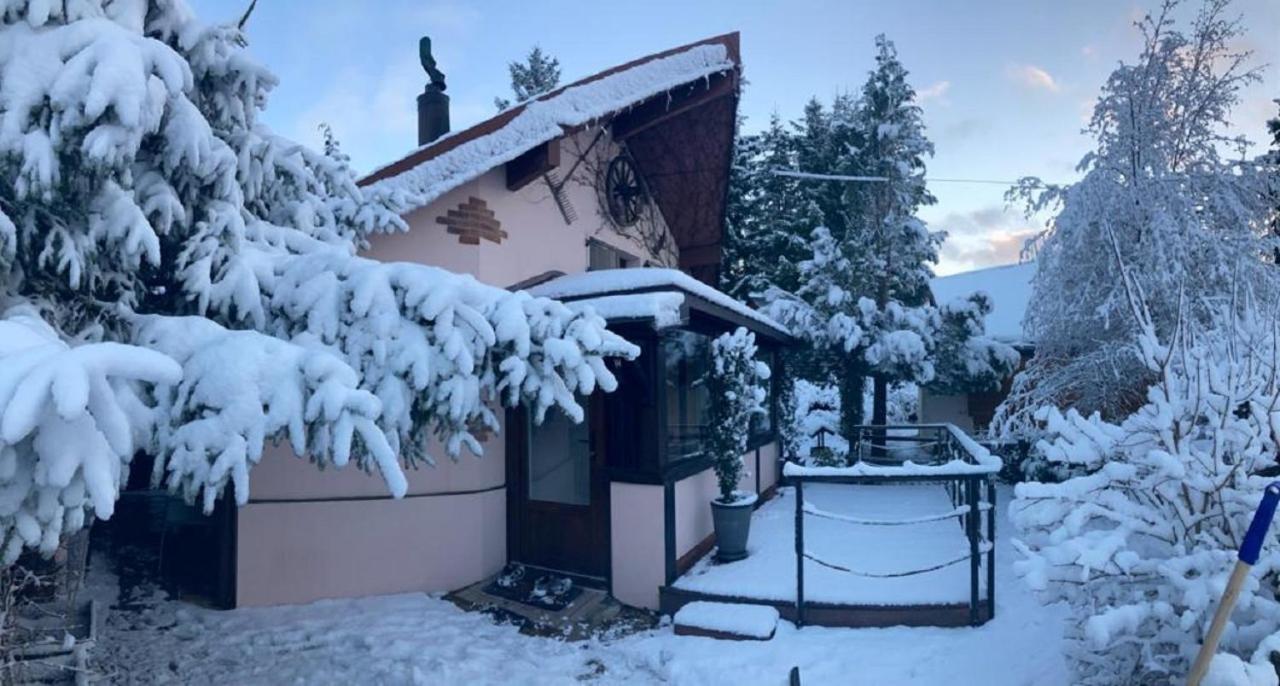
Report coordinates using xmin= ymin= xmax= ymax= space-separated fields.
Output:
xmin=1012 ymin=280 xmax=1280 ymax=683
xmin=788 ymin=379 xmax=847 ymax=465
xmin=0 ymin=1 xmax=637 ymax=563
xmin=706 ymin=328 xmax=770 ymax=503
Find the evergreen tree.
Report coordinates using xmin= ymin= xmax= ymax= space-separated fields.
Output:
xmin=494 ymin=46 xmax=561 ymax=111
xmin=847 ymin=35 xmax=941 ymax=425
xmin=0 ymin=2 xmax=633 ymax=563
xmin=763 ymin=36 xmax=1012 ymax=438
xmin=721 ymin=114 xmax=821 ymax=302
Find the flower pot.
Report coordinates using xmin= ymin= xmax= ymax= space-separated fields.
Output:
xmin=711 ymin=493 xmax=757 ymax=562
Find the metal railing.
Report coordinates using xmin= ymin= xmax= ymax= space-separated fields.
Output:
xmin=784 ymin=424 xmax=999 ymax=627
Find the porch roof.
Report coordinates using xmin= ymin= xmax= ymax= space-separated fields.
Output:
xmin=530 ymin=268 xmax=791 ymax=343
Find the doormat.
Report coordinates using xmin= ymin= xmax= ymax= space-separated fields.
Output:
xmin=482 ymin=564 xmax=584 ymax=612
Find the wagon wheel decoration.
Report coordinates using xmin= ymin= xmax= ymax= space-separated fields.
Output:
xmin=605 ymin=155 xmax=645 ymax=227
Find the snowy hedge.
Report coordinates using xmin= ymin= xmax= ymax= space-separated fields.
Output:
xmin=0 ymin=1 xmax=637 ymax=563
xmin=1012 ymin=283 xmax=1280 ymax=683
xmin=706 ymin=328 xmax=769 ymax=503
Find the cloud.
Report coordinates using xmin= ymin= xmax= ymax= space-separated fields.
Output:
xmin=1006 ymin=64 xmax=1061 ymax=93
xmin=1081 ymin=45 xmax=1098 ymax=60
xmin=934 ymin=206 xmax=1043 ymax=274
xmin=916 ymin=80 xmax=951 ymax=106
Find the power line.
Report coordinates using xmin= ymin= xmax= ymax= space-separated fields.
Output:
xmin=771 ymin=169 xmax=1050 ymax=187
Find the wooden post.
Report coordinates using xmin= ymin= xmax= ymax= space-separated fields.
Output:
xmin=967 ymin=476 xmax=980 ymax=626
xmin=795 ymin=479 xmax=805 ymax=628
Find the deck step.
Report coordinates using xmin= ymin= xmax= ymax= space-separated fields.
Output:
xmin=673 ymin=601 xmax=779 ymax=641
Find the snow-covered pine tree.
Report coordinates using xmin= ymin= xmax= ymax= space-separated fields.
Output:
xmin=846 ymin=35 xmax=943 ymax=426
xmin=763 ymin=36 xmax=990 ymax=440
xmin=996 ymin=0 xmax=1276 ymax=435
xmin=0 ymin=1 xmax=635 ymax=564
xmin=494 ymin=46 xmax=561 ymax=111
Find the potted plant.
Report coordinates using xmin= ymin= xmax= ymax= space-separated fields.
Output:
xmin=706 ymin=327 xmax=770 ymax=562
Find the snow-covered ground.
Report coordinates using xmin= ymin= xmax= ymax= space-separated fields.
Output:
xmin=93 ymin=485 xmax=1069 ymax=685
xmin=675 ymin=483 xmax=977 ymax=605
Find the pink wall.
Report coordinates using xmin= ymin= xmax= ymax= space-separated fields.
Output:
xmin=609 ymin=482 xmax=666 ymax=609
xmin=236 ymin=488 xmax=505 ymax=607
xmin=672 ymin=441 xmax=780 ymax=562
xmin=236 ymin=423 xmax=507 ymax=606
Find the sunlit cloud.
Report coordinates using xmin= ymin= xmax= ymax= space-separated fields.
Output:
xmin=934 ymin=206 xmax=1043 ymax=275
xmin=1006 ymin=64 xmax=1061 ymax=93
xmin=917 ymin=80 xmax=951 ymax=106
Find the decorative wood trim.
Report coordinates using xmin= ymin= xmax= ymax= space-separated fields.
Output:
xmin=435 ymin=196 xmax=507 ymax=245
xmin=506 ymin=140 xmax=560 ymax=191
xmin=611 ymin=72 xmax=737 ymax=141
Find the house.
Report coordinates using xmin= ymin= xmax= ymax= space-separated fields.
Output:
xmin=161 ymin=32 xmax=790 ymax=612
xmin=918 ymin=261 xmax=1036 ymax=433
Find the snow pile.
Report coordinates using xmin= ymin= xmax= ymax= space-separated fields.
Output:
xmin=363 ymin=44 xmax=736 ymax=213
xmin=1204 ymin=653 xmax=1279 ymax=686
xmin=1012 ymin=286 xmax=1280 ymax=682
xmin=673 ymin=601 xmax=778 ymax=639
xmin=0 ymin=1 xmax=637 ymax=563
xmin=530 ymin=267 xmax=787 ymax=336
xmin=0 ymin=306 xmax=181 ymax=563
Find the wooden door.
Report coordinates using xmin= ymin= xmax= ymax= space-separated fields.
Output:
xmin=512 ymin=396 xmax=609 ymax=578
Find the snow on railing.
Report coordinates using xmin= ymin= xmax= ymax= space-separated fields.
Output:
xmin=783 ymin=423 xmax=1003 ymax=479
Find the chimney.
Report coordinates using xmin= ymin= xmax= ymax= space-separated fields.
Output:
xmin=417 ymin=36 xmax=450 ymax=145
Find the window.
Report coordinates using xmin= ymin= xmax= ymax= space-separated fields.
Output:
xmin=588 ymin=240 xmax=635 ymax=271
xmin=527 ymin=407 xmax=591 ymax=505
xmin=662 ymin=330 xmax=712 ymax=461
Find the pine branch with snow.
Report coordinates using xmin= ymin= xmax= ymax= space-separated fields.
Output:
xmin=0 ymin=1 xmax=637 ymax=564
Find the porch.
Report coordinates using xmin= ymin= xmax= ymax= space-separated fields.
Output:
xmin=660 ymin=424 xmax=1000 ymax=628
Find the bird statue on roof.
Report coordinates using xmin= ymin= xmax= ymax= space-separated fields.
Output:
xmin=419 ymin=36 xmax=447 ymax=92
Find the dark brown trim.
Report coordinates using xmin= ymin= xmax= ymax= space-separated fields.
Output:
xmin=247 ymin=483 xmax=505 ymax=505
xmin=676 ymin=531 xmax=716 ymax=576
xmin=611 ymin=72 xmax=737 ymax=141
xmin=663 ymin=481 xmax=676 ymax=584
xmin=505 ymin=140 xmax=560 ymax=191
xmin=673 ymin=623 xmax=774 ymax=641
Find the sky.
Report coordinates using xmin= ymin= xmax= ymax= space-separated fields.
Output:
xmin=193 ymin=0 xmax=1278 ymax=275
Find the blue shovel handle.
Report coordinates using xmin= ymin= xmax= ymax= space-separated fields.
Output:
xmin=1239 ymin=482 xmax=1280 ymax=566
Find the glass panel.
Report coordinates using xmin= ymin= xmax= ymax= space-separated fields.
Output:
xmin=663 ymin=330 xmax=711 ymax=460
xmin=527 ymin=407 xmax=591 ymax=505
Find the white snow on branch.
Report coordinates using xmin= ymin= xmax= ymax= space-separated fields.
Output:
xmin=0 ymin=306 xmax=181 ymax=563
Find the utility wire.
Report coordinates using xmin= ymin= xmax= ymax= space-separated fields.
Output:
xmin=771 ymin=169 xmax=1049 ymax=186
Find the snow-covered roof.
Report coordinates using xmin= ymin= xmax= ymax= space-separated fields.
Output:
xmin=930 ymin=261 xmax=1036 ymax=345
xmin=565 ymin=292 xmax=686 ymax=328
xmin=529 ymin=268 xmax=790 ymax=339
xmin=359 ymin=34 xmax=740 ymax=212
